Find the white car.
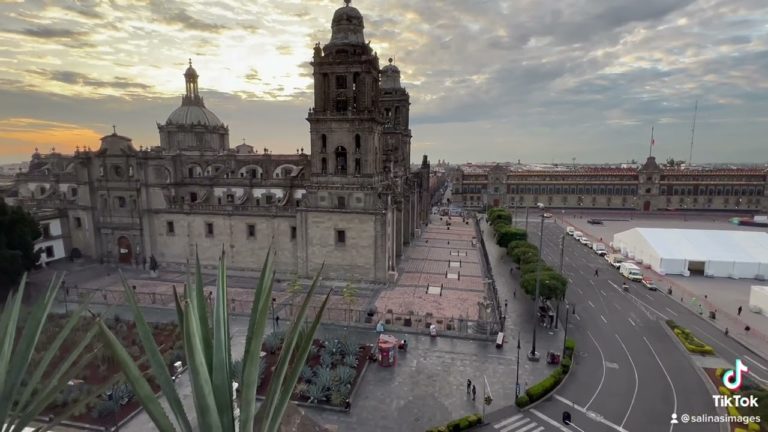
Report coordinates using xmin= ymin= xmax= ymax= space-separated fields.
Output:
xmin=584 ymin=240 xmax=593 ymax=248
xmin=579 ymin=237 xmax=590 ymax=245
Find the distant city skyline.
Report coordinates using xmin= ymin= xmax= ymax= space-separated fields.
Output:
xmin=1 ymin=0 xmax=767 ymax=164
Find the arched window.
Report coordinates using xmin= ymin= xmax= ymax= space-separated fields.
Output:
xmin=321 ymin=157 xmax=328 ymax=174
xmin=355 ymin=134 xmax=361 ymax=153
xmin=128 ymin=165 xmax=134 ymax=177
xmin=334 ymin=146 xmax=347 ymax=175
xmin=99 ymin=165 xmax=105 ymax=177
xmin=394 ymin=106 xmax=400 ymax=127
xmin=321 ymin=134 xmax=327 ymax=153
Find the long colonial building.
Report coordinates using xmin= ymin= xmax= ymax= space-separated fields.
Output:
xmin=8 ymin=1 xmax=432 ymax=282
xmin=452 ymin=158 xmax=768 ymax=212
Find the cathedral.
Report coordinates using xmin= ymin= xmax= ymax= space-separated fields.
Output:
xmin=11 ymin=1 xmax=432 ymax=282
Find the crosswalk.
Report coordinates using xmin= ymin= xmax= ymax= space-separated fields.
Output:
xmin=492 ymin=413 xmax=546 ymax=432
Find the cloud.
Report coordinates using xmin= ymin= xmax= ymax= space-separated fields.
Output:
xmin=26 ymin=69 xmax=152 ymax=91
xmin=6 ymin=27 xmax=88 ymax=39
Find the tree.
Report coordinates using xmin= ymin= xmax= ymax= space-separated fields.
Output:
xmin=496 ymin=227 xmax=527 ymax=248
xmin=506 ymin=240 xmax=534 ymax=256
xmin=520 ymin=261 xmax=554 ymax=277
xmin=488 ymin=208 xmax=511 ymax=225
xmin=520 ymin=271 xmax=568 ymax=300
xmin=341 ymin=282 xmax=358 ymax=325
xmin=0 ymin=201 xmax=42 ymax=297
xmin=517 ymin=250 xmax=542 ymax=266
xmin=97 ymin=246 xmax=331 ymax=432
xmin=665 ymin=157 xmax=676 ymax=168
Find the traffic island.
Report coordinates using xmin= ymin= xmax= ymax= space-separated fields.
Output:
xmin=425 ymin=413 xmax=482 ymax=432
xmin=666 ymin=319 xmax=716 ymax=355
xmin=703 ymin=368 xmax=766 ymax=432
xmin=515 ymin=338 xmax=575 ymax=409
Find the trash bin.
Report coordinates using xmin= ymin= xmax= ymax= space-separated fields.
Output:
xmin=709 ymin=310 xmax=716 ymax=320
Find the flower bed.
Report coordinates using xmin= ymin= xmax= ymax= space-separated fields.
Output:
xmin=426 ymin=413 xmax=482 ymax=432
xmin=666 ymin=320 xmax=715 ymax=355
xmin=704 ymin=368 xmax=766 ymax=432
xmin=516 ymin=338 xmax=576 ymax=408
xmin=30 ymin=313 xmax=182 ymax=428
xmin=254 ymin=333 xmax=371 ymax=409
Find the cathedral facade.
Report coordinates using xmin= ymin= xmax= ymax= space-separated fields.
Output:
xmin=11 ymin=2 xmax=432 ymax=282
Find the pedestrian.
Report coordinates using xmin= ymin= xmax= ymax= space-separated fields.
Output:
xmin=704 ymin=294 xmax=708 ymax=300
xmin=472 ymin=384 xmax=476 ymax=401
xmin=594 ymin=268 xmax=599 ymax=278
xmin=725 ymin=328 xmax=729 ymax=337
xmin=745 ymin=325 xmax=751 ymax=334
xmin=466 ymin=379 xmax=472 ymax=394
xmin=738 ymin=306 xmax=743 ymax=316
xmin=504 ymin=300 xmax=508 ymax=310
xmin=141 ymin=255 xmax=147 ymax=270
xmin=275 ymin=315 xmax=280 ymax=327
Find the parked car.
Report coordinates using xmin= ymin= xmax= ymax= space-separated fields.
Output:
xmin=543 ymin=212 xmax=553 ymax=218
xmin=587 ymin=219 xmax=604 ymax=225
xmin=606 ymin=254 xmax=625 ymax=268
xmin=641 ymin=278 xmax=658 ymax=291
xmin=566 ymin=226 xmax=575 ymax=236
xmin=573 ymin=231 xmax=583 ymax=240
xmin=592 ymin=243 xmax=607 ymax=256
xmin=584 ymin=240 xmax=593 ymax=248
xmin=579 ymin=236 xmax=590 ymax=245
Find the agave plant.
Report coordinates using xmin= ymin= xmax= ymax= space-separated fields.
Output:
xmin=97 ymin=246 xmax=331 ymax=432
xmin=0 ymin=273 xmax=117 ymax=432
xmin=334 ymin=366 xmax=355 ymax=386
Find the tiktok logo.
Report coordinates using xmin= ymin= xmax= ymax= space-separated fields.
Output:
xmin=723 ymin=358 xmax=749 ymax=391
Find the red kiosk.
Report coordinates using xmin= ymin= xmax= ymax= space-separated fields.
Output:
xmin=377 ymin=335 xmax=399 ymax=367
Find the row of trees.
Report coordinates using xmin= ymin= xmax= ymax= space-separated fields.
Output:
xmin=0 ymin=201 xmax=42 ymax=298
xmin=487 ymin=207 xmax=567 ymax=301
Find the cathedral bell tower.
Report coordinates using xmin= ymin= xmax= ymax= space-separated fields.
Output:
xmin=307 ymin=0 xmax=385 ymax=184
xmin=380 ymin=58 xmax=411 ymax=177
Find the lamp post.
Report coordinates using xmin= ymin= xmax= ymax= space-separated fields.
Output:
xmin=271 ymin=297 xmax=277 ymax=332
xmin=515 ymin=331 xmax=521 ymax=397
xmin=529 ymin=203 xmax=545 ymax=361
xmin=524 ymin=205 xmax=530 ymax=232
xmin=562 ymin=303 xmax=570 ymax=358
xmin=554 ymin=229 xmax=566 ymax=330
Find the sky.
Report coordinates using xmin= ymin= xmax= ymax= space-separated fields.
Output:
xmin=1 ymin=0 xmax=767 ymax=165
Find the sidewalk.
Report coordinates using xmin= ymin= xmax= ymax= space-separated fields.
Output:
xmin=478 ymin=216 xmax=565 ymax=379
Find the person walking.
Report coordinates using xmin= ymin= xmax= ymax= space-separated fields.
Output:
xmin=471 ymin=384 xmax=477 ymax=401
xmin=725 ymin=328 xmax=729 ymax=337
xmin=466 ymin=379 xmax=472 ymax=394
xmin=594 ymin=268 xmax=599 ymax=278
xmin=738 ymin=306 xmax=743 ymax=316
xmin=745 ymin=325 xmax=751 ymax=334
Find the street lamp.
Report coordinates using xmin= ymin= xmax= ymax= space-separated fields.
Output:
xmin=271 ymin=297 xmax=277 ymax=332
xmin=562 ymin=302 xmax=570 ymax=358
xmin=515 ymin=331 xmax=521 ymax=397
xmin=554 ymin=227 xmax=567 ymax=330
xmin=528 ymin=203 xmax=545 ymax=361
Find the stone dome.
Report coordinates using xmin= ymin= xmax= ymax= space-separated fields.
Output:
xmin=381 ymin=58 xmax=401 ymax=89
xmin=166 ymin=105 xmax=223 ymax=127
xmin=328 ymin=1 xmax=366 ymax=46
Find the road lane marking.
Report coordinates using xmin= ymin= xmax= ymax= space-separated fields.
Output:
xmin=665 ymin=307 xmax=678 ymax=316
xmin=600 ymin=290 xmax=607 ymax=296
xmin=614 ymin=303 xmax=621 ymax=310
xmin=643 ymin=336 xmax=677 ymax=432
xmin=494 ymin=414 xmax=523 ymax=428
xmin=585 ymin=331 xmax=606 ymax=410
xmin=577 ymin=287 xmax=583 ymax=294
xmin=589 ymin=301 xmax=596 ymax=308
xmin=601 ymin=315 xmax=607 ymax=324
xmin=589 ymin=280 xmax=595 ymax=286
xmin=608 ymin=281 xmax=618 ymax=288
xmin=551 ymin=395 xmax=630 ymax=432
xmin=744 ymin=355 xmax=768 ymax=371
xmin=574 ymin=314 xmax=581 ymax=321
xmin=530 ymin=409 xmax=570 ymax=432
xmin=616 ymin=335 xmax=639 ymax=428
xmin=628 ymin=318 xmax=635 ymax=327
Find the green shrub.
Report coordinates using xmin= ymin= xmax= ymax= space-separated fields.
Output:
xmin=515 ymin=394 xmax=531 ymax=407
xmin=526 ymin=368 xmax=565 ymax=403
xmin=520 ymin=261 xmax=553 ymax=276
xmin=735 ymin=428 xmax=747 ymax=432
xmin=458 ymin=419 xmax=470 ymax=429
xmin=466 ymin=415 xmax=481 ymax=426
xmin=747 ymin=422 xmax=760 ymax=432
xmin=90 ymin=400 xmax=116 ymax=419
xmin=716 ymin=368 xmax=724 ymax=378
xmin=561 ymin=357 xmax=572 ymax=373
xmin=446 ymin=420 xmax=460 ymax=432
xmin=727 ymin=406 xmax=741 ymax=417
xmin=496 ymin=227 xmax=527 ymax=248
xmin=719 ymin=386 xmax=731 ymax=396
xmin=507 ymin=240 xmax=535 ymax=256
xmin=565 ymin=338 xmax=576 ymax=352
xmin=488 ymin=208 xmax=512 ymax=224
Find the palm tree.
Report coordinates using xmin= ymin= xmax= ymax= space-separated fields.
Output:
xmin=1 ymin=273 xmax=102 ymax=432
xmin=98 ymin=246 xmax=331 ymax=432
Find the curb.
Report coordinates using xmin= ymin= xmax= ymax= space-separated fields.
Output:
xmin=660 ymin=321 xmax=730 ymax=432
xmin=519 ymin=356 xmax=575 ymax=412
xmin=659 ymin=289 xmax=768 ymax=363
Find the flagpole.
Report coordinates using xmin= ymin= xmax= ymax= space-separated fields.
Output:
xmin=649 ymin=125 xmax=654 ymax=157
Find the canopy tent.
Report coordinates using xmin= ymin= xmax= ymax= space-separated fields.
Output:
xmin=612 ymin=228 xmax=768 ymax=279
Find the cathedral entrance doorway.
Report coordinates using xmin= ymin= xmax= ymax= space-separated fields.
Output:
xmin=117 ymin=236 xmax=133 ymax=264
xmin=643 ymin=200 xmax=651 ymax=211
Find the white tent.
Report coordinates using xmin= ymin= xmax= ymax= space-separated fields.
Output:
xmin=612 ymin=228 xmax=768 ymax=279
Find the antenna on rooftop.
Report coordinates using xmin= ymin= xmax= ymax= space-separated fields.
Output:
xmin=689 ymin=100 xmax=698 ymax=167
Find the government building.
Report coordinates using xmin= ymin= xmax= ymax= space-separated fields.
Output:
xmin=8 ymin=1 xmax=433 ymax=282
xmin=452 ymin=158 xmax=767 ymax=213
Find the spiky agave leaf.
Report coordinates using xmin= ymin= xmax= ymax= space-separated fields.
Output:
xmin=211 ymin=249 xmax=234 ymax=432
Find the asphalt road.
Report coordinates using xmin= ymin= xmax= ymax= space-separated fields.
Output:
xmin=478 ymin=212 xmax=750 ymax=432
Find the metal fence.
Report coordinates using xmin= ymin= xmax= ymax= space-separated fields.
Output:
xmin=474 ymin=217 xmax=503 ymax=327
xmin=59 ymin=286 xmax=499 ymax=339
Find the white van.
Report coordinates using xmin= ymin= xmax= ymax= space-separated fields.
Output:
xmin=573 ymin=231 xmax=583 ymax=240
xmin=593 ymin=243 xmax=607 ymax=256
xmin=620 ymin=262 xmax=643 ymax=281
xmin=566 ymin=226 xmax=575 ymax=236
